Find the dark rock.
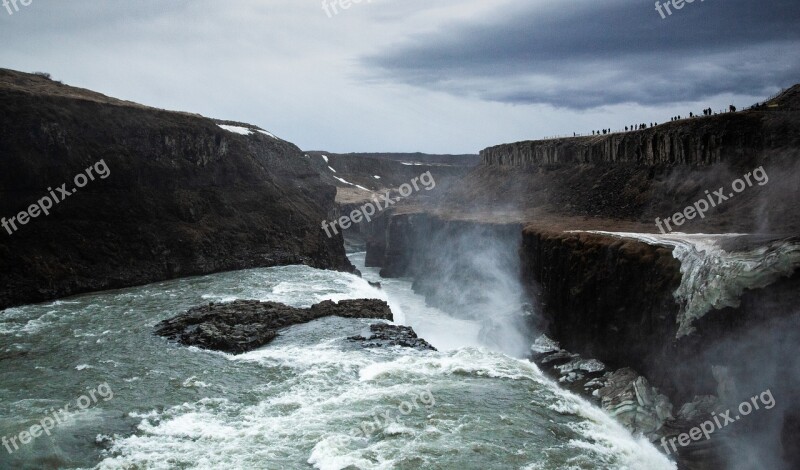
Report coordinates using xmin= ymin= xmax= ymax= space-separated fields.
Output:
xmin=368 ymin=281 xmax=382 ymax=289
xmin=0 ymin=69 xmax=355 ymax=310
xmin=349 ymin=323 xmax=436 ymax=351
xmin=783 ymin=408 xmax=800 ymax=468
xmin=155 ymin=299 xmax=393 ymax=354
xmin=480 ymin=86 xmax=800 ymax=167
xmin=594 ymin=368 xmax=674 ymax=441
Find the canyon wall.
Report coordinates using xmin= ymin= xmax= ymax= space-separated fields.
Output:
xmin=0 ymin=69 xmax=353 ymax=310
xmin=481 ymin=86 xmax=800 ymax=168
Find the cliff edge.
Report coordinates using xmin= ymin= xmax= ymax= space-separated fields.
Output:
xmin=0 ymin=69 xmax=354 ymax=310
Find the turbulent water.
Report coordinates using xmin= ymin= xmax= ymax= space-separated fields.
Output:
xmin=0 ymin=253 xmax=674 ymax=470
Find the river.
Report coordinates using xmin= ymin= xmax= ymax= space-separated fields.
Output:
xmin=0 ymin=253 xmax=674 ymax=470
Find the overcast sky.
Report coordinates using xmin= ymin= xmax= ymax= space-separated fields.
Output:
xmin=1 ymin=0 xmax=798 ymax=154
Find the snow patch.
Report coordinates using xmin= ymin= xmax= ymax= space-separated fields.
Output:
xmin=333 ymin=176 xmax=354 ymax=186
xmin=217 ymin=125 xmax=277 ymax=139
xmin=217 ymin=124 xmax=252 ymax=135
xmin=332 ymin=177 xmax=369 ymax=191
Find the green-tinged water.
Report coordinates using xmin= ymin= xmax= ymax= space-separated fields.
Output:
xmin=0 ymin=254 xmax=674 ymax=470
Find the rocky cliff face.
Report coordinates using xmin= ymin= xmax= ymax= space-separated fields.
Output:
xmin=0 ymin=69 xmax=353 ymax=310
xmin=481 ymin=86 xmax=800 ymax=167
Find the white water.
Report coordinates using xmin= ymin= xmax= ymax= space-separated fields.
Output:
xmin=0 ymin=254 xmax=675 ymax=470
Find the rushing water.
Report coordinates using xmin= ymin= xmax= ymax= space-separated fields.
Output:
xmin=0 ymin=253 xmax=674 ymax=470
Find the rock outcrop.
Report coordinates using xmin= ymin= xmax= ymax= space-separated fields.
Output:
xmin=0 ymin=69 xmax=354 ymax=310
xmin=155 ymin=299 xmax=393 ymax=354
xmin=348 ymin=323 xmax=436 ymax=351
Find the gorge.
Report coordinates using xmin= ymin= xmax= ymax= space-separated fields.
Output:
xmin=1 ymin=69 xmax=799 ymax=469
xmin=360 ymin=85 xmax=800 ymax=469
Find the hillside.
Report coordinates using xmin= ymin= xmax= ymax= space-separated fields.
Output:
xmin=0 ymin=69 xmax=353 ymax=310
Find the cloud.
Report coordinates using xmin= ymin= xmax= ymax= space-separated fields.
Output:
xmin=0 ymin=0 xmax=795 ymax=153
xmin=362 ymin=0 xmax=800 ymax=109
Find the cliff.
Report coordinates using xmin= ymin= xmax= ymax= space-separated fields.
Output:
xmin=0 ymin=69 xmax=353 ymax=310
xmin=481 ymin=85 xmax=800 ymax=167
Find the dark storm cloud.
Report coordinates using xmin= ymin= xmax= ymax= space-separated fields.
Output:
xmin=363 ymin=0 xmax=800 ymax=108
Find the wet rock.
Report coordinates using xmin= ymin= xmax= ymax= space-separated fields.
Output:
xmin=530 ymin=335 xmax=607 ymax=395
xmin=530 ymin=335 xmax=674 ymax=442
xmin=368 ymin=281 xmax=382 ymax=289
xmin=155 ymin=299 xmax=393 ymax=354
xmin=349 ymin=323 xmax=436 ymax=351
xmin=595 ymin=368 xmax=674 ymax=441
